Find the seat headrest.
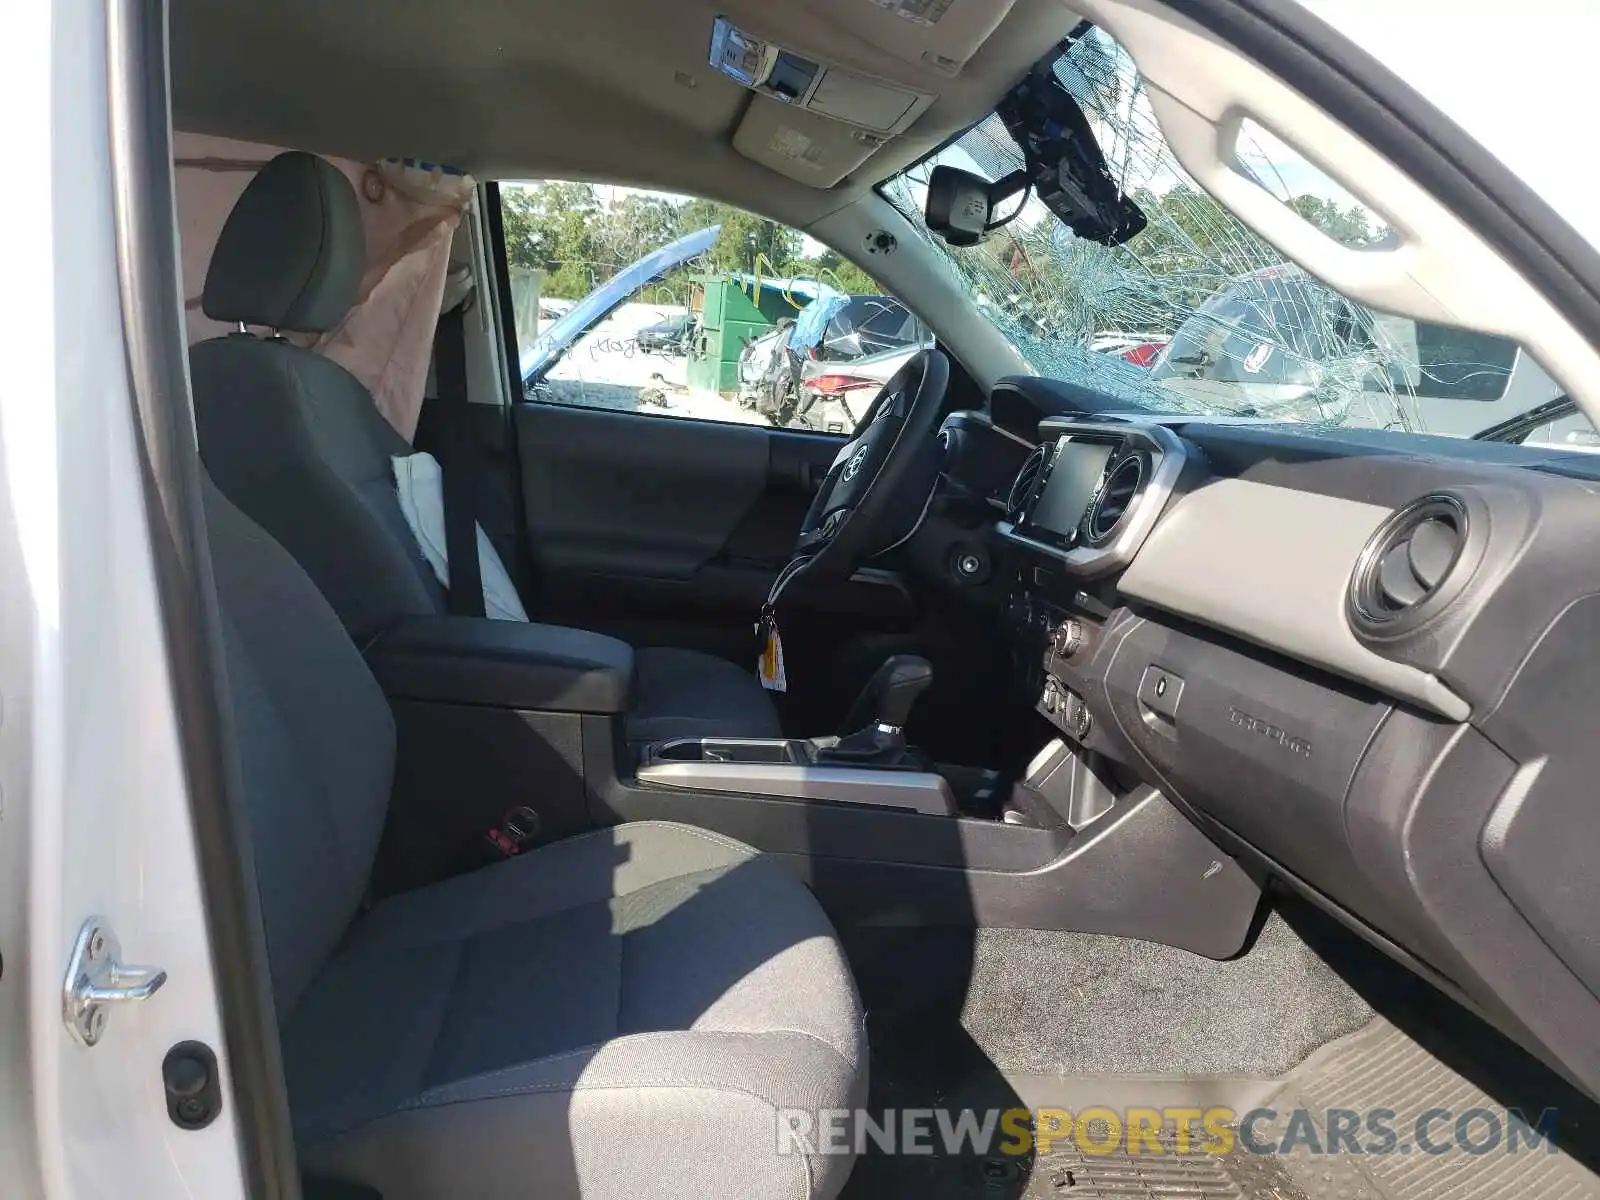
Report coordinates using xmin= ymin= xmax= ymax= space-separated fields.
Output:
xmin=202 ymin=152 xmax=364 ymax=333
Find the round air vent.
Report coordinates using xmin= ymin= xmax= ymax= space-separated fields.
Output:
xmin=1007 ymin=444 xmax=1049 ymax=518
xmin=1082 ymin=452 xmax=1145 ymax=546
xmin=1349 ymin=493 xmax=1472 ymax=632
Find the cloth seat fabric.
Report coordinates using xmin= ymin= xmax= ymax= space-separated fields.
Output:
xmin=203 ymin=475 xmax=865 ymax=1199
xmin=629 ymin=646 xmax=785 ymax=743
xmin=190 ymin=149 xmax=779 ymax=741
xmin=284 ymin=822 xmax=864 ymax=1199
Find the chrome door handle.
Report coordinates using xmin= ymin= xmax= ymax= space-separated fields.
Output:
xmin=63 ymin=917 xmax=167 ymax=1046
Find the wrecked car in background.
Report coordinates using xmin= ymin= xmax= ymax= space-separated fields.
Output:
xmin=1149 ymin=264 xmax=1560 ymax=433
xmin=635 ymin=311 xmax=697 ymax=355
xmin=740 ymin=293 xmax=934 ymax=431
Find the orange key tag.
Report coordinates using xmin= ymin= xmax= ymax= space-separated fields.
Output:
xmin=756 ymin=613 xmax=787 ymax=693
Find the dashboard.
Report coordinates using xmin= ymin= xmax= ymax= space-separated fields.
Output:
xmin=936 ymin=376 xmax=1600 ymax=1101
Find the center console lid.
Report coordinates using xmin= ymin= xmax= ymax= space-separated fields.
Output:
xmin=366 ymin=615 xmax=634 ymax=713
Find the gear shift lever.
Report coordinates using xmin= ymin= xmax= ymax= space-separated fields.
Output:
xmin=842 ymin=654 xmax=934 ymax=735
xmin=819 ymin=655 xmax=933 ymax=768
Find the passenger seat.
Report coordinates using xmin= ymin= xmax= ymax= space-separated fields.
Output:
xmin=202 ymin=474 xmax=866 ymax=1198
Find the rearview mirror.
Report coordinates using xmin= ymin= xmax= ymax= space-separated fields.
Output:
xmin=925 ymin=166 xmax=992 ymax=247
xmin=924 ymin=166 xmax=1028 ymax=248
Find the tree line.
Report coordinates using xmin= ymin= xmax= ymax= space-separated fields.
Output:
xmin=500 ymin=181 xmax=879 ymax=300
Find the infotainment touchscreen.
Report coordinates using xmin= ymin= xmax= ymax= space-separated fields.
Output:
xmin=1026 ymin=437 xmax=1114 ymax=544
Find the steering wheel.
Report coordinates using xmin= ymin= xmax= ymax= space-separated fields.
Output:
xmin=789 ymin=349 xmax=950 ymax=585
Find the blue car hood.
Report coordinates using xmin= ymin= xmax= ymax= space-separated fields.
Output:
xmin=520 ymin=224 xmax=721 ymax=383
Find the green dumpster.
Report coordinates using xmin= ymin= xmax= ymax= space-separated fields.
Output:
xmin=689 ymin=275 xmax=814 ymax=393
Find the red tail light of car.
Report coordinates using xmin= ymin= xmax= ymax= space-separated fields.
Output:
xmin=1122 ymin=340 xmax=1168 ymax=368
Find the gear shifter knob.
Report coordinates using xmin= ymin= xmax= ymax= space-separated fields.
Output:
xmin=843 ymin=654 xmax=933 ymax=735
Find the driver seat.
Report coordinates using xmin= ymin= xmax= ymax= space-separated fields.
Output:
xmin=190 ymin=151 xmax=779 ymax=743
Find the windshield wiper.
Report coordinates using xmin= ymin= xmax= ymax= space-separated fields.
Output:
xmin=1472 ymin=394 xmax=1574 ymax=442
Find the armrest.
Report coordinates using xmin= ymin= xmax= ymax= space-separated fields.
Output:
xmin=366 ymin=616 xmax=635 ymax=713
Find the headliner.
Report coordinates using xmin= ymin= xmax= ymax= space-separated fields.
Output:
xmin=169 ymin=0 xmax=1080 ymax=231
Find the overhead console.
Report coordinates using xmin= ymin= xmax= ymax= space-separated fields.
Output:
xmin=985 ymin=411 xmax=1600 ymax=1098
xmin=713 ymin=13 xmax=945 ymax=186
xmin=712 ymin=18 xmax=935 ymax=137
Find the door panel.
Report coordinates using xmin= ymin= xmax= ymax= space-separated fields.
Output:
xmin=519 ymin=404 xmax=773 ymax=579
xmin=513 ymin=402 xmax=916 ymax=662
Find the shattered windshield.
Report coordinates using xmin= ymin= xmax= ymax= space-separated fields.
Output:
xmin=881 ymin=27 xmax=1569 ymax=440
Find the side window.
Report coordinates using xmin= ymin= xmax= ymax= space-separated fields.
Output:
xmin=497 ymin=180 xmax=898 ymax=434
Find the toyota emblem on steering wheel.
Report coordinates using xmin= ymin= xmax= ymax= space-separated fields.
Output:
xmin=841 ymin=444 xmax=871 ymax=483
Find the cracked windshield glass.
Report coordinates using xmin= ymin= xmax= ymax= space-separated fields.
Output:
xmin=500 ymin=183 xmax=926 ymax=434
xmin=882 ymin=27 xmax=1592 ymax=449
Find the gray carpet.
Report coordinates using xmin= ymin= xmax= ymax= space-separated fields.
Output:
xmin=959 ymin=913 xmax=1375 ymax=1078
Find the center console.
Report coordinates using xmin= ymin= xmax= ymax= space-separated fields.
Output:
xmin=997 ymin=420 xmax=1190 ymax=741
xmin=998 ymin=421 xmax=1187 ymax=576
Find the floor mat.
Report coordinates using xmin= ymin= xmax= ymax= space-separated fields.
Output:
xmin=1008 ymin=1016 xmax=1600 ymax=1198
xmin=839 ymin=910 xmax=1375 ymax=1200
xmin=838 ymin=902 xmax=1600 ymax=1199
xmin=1029 ymin=1127 xmax=1311 ymax=1199
xmin=1260 ymin=1019 xmax=1600 ymax=1200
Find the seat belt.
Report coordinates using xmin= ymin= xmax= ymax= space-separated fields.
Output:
xmin=433 ymin=301 xmax=486 ymax=618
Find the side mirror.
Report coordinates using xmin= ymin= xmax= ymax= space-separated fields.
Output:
xmin=925 ymin=166 xmax=1027 ymax=248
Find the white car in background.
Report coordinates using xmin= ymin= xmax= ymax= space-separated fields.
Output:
xmin=1090 ymin=331 xmax=1170 ymax=366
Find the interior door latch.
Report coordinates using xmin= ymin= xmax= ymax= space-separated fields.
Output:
xmin=63 ymin=917 xmax=167 ymax=1046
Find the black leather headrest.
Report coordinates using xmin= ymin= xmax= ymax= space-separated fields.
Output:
xmin=202 ymin=152 xmax=364 ymax=333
